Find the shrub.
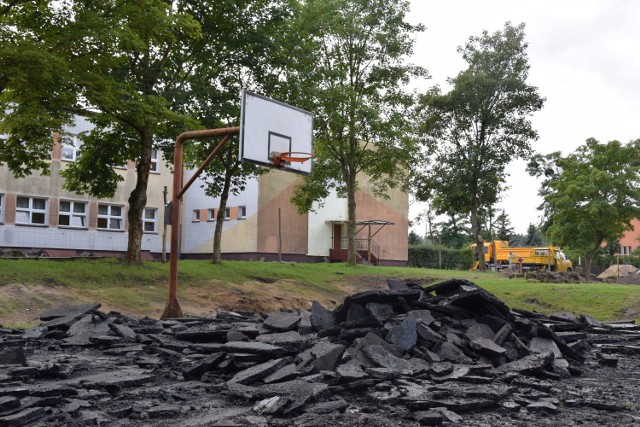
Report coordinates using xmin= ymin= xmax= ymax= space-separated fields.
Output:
xmin=408 ymin=245 xmax=475 ymax=270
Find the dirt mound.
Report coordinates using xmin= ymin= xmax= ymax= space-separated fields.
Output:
xmin=602 ymin=271 xmax=640 ymax=285
xmin=598 ymin=264 xmax=638 ymax=279
xmin=524 ymin=270 xmax=596 ymax=283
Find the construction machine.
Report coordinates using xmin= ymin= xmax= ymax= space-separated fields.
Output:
xmin=471 ymin=240 xmax=573 ymax=272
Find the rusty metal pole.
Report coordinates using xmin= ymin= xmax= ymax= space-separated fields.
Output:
xmin=161 ymin=127 xmax=240 ymax=320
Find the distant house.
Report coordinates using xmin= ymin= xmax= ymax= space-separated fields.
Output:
xmin=0 ymin=117 xmax=408 ymax=265
xmin=617 ymin=218 xmax=640 ymax=255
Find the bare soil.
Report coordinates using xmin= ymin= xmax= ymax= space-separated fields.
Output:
xmin=502 ymin=269 xmax=640 ymax=285
xmin=0 ymin=276 xmax=391 ymax=327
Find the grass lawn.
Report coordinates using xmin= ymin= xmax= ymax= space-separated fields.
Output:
xmin=0 ymin=258 xmax=639 ymax=327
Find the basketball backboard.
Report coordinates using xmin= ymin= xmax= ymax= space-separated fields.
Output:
xmin=239 ymin=90 xmax=314 ymax=175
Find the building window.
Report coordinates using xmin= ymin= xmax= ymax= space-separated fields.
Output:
xmin=0 ymin=194 xmax=3 ymax=223
xmin=150 ymin=148 xmax=160 ymax=173
xmin=238 ymin=206 xmax=246 ymax=219
xmin=97 ymin=204 xmax=124 ymax=230
xmin=192 ymin=210 xmax=200 ymax=222
xmin=61 ymin=134 xmax=82 ymax=162
xmin=224 ymin=207 xmax=231 ymax=220
xmin=59 ymin=200 xmax=87 ymax=228
xmin=16 ymin=196 xmax=47 ymax=225
xmin=207 ymin=209 xmax=215 ymax=222
xmin=143 ymin=208 xmax=157 ymax=232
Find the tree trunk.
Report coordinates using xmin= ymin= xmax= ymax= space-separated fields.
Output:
xmin=584 ymin=253 xmax=592 ymax=276
xmin=126 ymin=128 xmax=153 ymax=263
xmin=470 ymin=202 xmax=486 ymax=271
xmin=212 ymin=167 xmax=233 ymax=264
xmin=347 ymin=173 xmax=357 ymax=265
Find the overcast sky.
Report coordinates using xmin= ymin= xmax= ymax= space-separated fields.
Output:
xmin=406 ymin=0 xmax=640 ymax=235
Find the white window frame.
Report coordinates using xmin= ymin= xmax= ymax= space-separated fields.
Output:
xmin=61 ymin=133 xmax=83 ymax=162
xmin=207 ymin=209 xmax=215 ymax=222
xmin=58 ymin=200 xmax=87 ymax=228
xmin=16 ymin=196 xmax=48 ymax=225
xmin=150 ymin=148 xmax=161 ymax=173
xmin=0 ymin=193 xmax=3 ymax=224
xmin=224 ymin=207 xmax=231 ymax=221
xmin=143 ymin=207 xmax=157 ymax=233
xmin=192 ymin=210 xmax=200 ymax=222
xmin=238 ymin=206 xmax=246 ymax=220
xmin=97 ymin=204 xmax=124 ymax=231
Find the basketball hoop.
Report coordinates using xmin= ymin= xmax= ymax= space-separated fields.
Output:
xmin=272 ymin=151 xmax=315 ymax=168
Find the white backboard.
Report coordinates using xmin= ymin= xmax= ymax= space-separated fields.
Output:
xmin=239 ymin=90 xmax=313 ymax=175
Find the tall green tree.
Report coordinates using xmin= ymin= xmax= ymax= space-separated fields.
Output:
xmin=528 ymin=138 xmax=640 ymax=274
xmin=414 ymin=22 xmax=545 ymax=270
xmin=289 ymin=0 xmax=427 ymax=264
xmin=524 ymin=223 xmax=543 ymax=246
xmin=177 ymin=0 xmax=294 ymax=264
xmin=1 ymin=0 xmax=288 ymax=263
xmin=438 ymin=214 xmax=471 ymax=249
xmin=408 ymin=230 xmax=423 ymax=245
xmin=495 ymin=210 xmax=514 ymax=241
xmin=0 ymin=1 xmax=77 ymax=176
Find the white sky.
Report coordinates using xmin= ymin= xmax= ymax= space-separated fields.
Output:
xmin=407 ymin=0 xmax=640 ymax=235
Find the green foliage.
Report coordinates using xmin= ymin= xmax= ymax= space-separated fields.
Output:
xmin=0 ymin=1 xmax=76 ymax=176
xmin=529 ymin=138 xmax=640 ymax=273
xmin=408 ymin=245 xmax=475 ymax=270
xmin=414 ymin=22 xmax=545 ymax=269
xmin=0 ymin=1 xmax=296 ymax=261
xmin=525 ymin=223 xmax=543 ymax=246
xmin=495 ymin=210 xmax=515 ymax=241
xmin=408 ymin=231 xmax=424 ymax=245
xmin=288 ymin=0 xmax=426 ymax=263
xmin=509 ymin=233 xmax=527 ymax=247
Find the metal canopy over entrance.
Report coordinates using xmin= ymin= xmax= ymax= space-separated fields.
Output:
xmin=328 ymin=219 xmax=394 ymax=265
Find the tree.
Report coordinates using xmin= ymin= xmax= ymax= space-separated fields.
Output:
xmin=0 ymin=1 xmax=287 ymax=263
xmin=289 ymin=0 xmax=426 ymax=264
xmin=495 ymin=210 xmax=515 ymax=241
xmin=408 ymin=230 xmax=423 ymax=245
xmin=509 ymin=233 xmax=527 ymax=247
xmin=0 ymin=1 xmax=77 ymax=176
xmin=528 ymin=138 xmax=640 ymax=274
xmin=414 ymin=203 xmax=439 ymax=245
xmin=438 ymin=214 xmax=472 ymax=249
xmin=524 ymin=223 xmax=543 ymax=246
xmin=178 ymin=0 xmax=294 ymax=264
xmin=414 ymin=22 xmax=545 ymax=271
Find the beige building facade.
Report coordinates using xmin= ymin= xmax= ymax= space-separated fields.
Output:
xmin=1 ymin=117 xmax=408 ymax=265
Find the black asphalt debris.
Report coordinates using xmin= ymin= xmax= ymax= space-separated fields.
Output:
xmin=1 ymin=278 xmax=639 ymax=426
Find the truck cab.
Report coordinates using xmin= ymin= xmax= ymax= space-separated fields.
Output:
xmin=553 ymin=249 xmax=572 ymax=272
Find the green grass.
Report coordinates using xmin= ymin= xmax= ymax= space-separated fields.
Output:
xmin=0 ymin=258 xmax=639 ymax=323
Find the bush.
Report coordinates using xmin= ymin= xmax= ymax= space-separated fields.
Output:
xmin=408 ymin=245 xmax=475 ymax=270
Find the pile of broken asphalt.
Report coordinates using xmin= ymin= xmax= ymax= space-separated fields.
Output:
xmin=1 ymin=278 xmax=640 ymax=426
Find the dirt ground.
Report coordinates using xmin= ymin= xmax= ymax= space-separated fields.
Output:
xmin=501 ymin=269 xmax=640 ymax=285
xmin=1 ymin=271 xmax=637 ymax=327
xmin=0 ymin=276 xmax=393 ymax=327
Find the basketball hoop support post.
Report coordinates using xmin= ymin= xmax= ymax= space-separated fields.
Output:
xmin=161 ymin=126 xmax=240 ymax=320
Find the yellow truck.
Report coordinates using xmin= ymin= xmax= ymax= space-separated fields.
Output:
xmin=472 ymin=240 xmax=573 ymax=272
